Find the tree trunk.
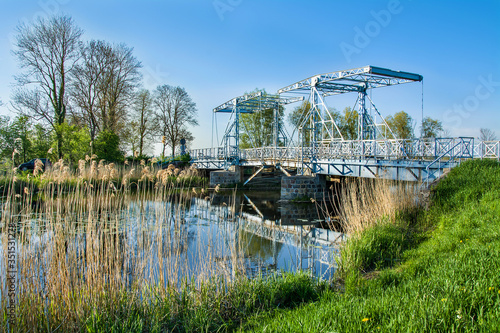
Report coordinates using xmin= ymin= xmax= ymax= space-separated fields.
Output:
xmin=57 ymin=130 xmax=63 ymax=159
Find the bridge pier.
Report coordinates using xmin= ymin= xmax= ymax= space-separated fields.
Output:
xmin=209 ymin=166 xmax=243 ymax=187
xmin=281 ymin=175 xmax=326 ymax=201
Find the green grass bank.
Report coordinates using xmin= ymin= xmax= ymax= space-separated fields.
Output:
xmin=241 ymin=159 xmax=500 ymax=332
xmin=2 ymin=159 xmax=499 ymax=332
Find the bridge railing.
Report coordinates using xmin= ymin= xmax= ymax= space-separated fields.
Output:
xmin=189 ymin=147 xmax=225 ymax=160
xmin=189 ymin=138 xmax=500 ymax=165
xmin=474 ymin=141 xmax=500 ymax=160
xmin=306 ymin=139 xmax=435 ymax=160
xmin=241 ymin=147 xmax=304 ymax=163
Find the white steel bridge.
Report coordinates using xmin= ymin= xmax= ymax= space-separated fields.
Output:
xmin=188 ymin=66 xmax=500 ymax=183
xmin=190 ymin=138 xmax=500 ymax=183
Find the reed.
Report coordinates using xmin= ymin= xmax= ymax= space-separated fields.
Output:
xmin=337 ymin=178 xmax=419 ymax=235
xmin=0 ymin=157 xmax=247 ymax=332
xmin=326 ymin=178 xmax=423 ymax=285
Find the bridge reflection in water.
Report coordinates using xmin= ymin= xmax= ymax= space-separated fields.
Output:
xmin=190 ymin=193 xmax=342 ymax=280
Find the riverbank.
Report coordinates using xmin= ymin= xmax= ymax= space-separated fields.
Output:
xmin=2 ymin=159 xmax=499 ymax=332
xmin=241 ymin=159 xmax=500 ymax=332
xmin=0 ymin=161 xmax=206 ymax=196
xmin=1 ymin=160 xmax=330 ymax=332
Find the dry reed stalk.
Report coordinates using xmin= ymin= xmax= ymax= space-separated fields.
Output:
xmin=339 ymin=178 xmax=418 ymax=235
xmin=1 ymin=160 xmax=241 ymax=331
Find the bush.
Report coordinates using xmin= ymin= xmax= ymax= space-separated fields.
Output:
xmin=93 ymin=130 xmax=124 ymax=162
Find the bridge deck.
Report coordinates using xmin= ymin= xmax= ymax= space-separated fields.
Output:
xmin=190 ymin=138 xmax=500 ymax=182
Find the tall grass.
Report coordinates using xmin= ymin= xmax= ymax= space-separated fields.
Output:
xmin=337 ymin=178 xmax=419 ymax=235
xmin=0 ymin=157 xmax=242 ymax=331
xmin=1 ymin=157 xmax=325 ymax=332
xmin=331 ymin=178 xmax=422 ymax=284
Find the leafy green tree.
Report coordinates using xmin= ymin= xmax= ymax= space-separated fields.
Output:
xmin=31 ymin=124 xmax=53 ymax=158
xmin=288 ymin=101 xmax=310 ymax=129
xmin=339 ymin=107 xmax=358 ymax=140
xmin=239 ymin=89 xmax=284 ymax=149
xmin=420 ymin=117 xmax=443 ymax=138
xmin=0 ymin=116 xmax=16 ymax=163
xmin=289 ymin=102 xmax=359 ymax=142
xmin=14 ymin=116 xmax=32 ymax=163
xmin=55 ymin=122 xmax=91 ymax=164
xmin=0 ymin=115 xmax=33 ymax=165
xmin=288 ymin=102 xmax=341 ymax=144
xmin=288 ymin=101 xmax=312 ymax=144
xmin=325 ymin=108 xmax=343 ymax=141
xmin=385 ymin=111 xmax=415 ymax=140
xmin=93 ymin=130 xmax=124 ymax=162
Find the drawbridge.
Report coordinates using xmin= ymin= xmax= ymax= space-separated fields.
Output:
xmin=191 ymin=66 xmax=500 ymax=183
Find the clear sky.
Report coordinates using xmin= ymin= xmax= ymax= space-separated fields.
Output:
xmin=1 ymin=0 xmax=499 ymax=151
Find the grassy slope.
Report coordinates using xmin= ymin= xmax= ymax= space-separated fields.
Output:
xmin=78 ymin=273 xmax=326 ymax=333
xmin=242 ymin=159 xmax=500 ymax=332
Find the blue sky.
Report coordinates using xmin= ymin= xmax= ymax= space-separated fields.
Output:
xmin=1 ymin=0 xmax=499 ymax=151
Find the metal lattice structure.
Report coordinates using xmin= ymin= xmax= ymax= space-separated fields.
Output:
xmin=192 ymin=66 xmax=499 ymax=183
xmin=214 ymin=92 xmax=302 ymax=168
xmin=191 ymin=136 xmax=500 ymax=183
xmin=278 ymin=65 xmax=423 ymax=143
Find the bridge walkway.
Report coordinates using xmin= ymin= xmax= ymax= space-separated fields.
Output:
xmin=190 ymin=138 xmax=500 ymax=183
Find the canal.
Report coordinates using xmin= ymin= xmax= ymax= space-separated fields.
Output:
xmin=0 ymin=188 xmax=342 ymax=298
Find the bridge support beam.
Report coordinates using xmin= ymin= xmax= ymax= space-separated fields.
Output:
xmin=209 ymin=166 xmax=243 ymax=187
xmin=281 ymin=175 xmax=326 ymax=201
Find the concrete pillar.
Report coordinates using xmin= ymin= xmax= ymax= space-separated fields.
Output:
xmin=280 ymin=175 xmax=326 ymax=201
xmin=209 ymin=166 xmax=243 ymax=187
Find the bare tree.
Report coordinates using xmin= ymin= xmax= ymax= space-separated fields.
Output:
xmin=71 ymin=41 xmax=142 ymax=141
xmin=440 ymin=128 xmax=452 ymax=138
xmin=99 ymin=43 xmax=142 ymax=134
xmin=154 ymin=85 xmax=198 ymax=157
xmin=122 ymin=120 xmax=141 ymax=157
xmin=12 ymin=15 xmax=83 ymax=158
xmin=127 ymin=89 xmax=157 ymax=156
xmin=71 ymin=40 xmax=110 ymax=141
xmin=479 ymin=128 xmax=497 ymax=141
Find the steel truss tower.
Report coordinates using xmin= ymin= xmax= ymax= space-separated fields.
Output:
xmin=214 ymin=92 xmax=303 ymax=167
xmin=278 ymin=66 xmax=423 ymax=143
